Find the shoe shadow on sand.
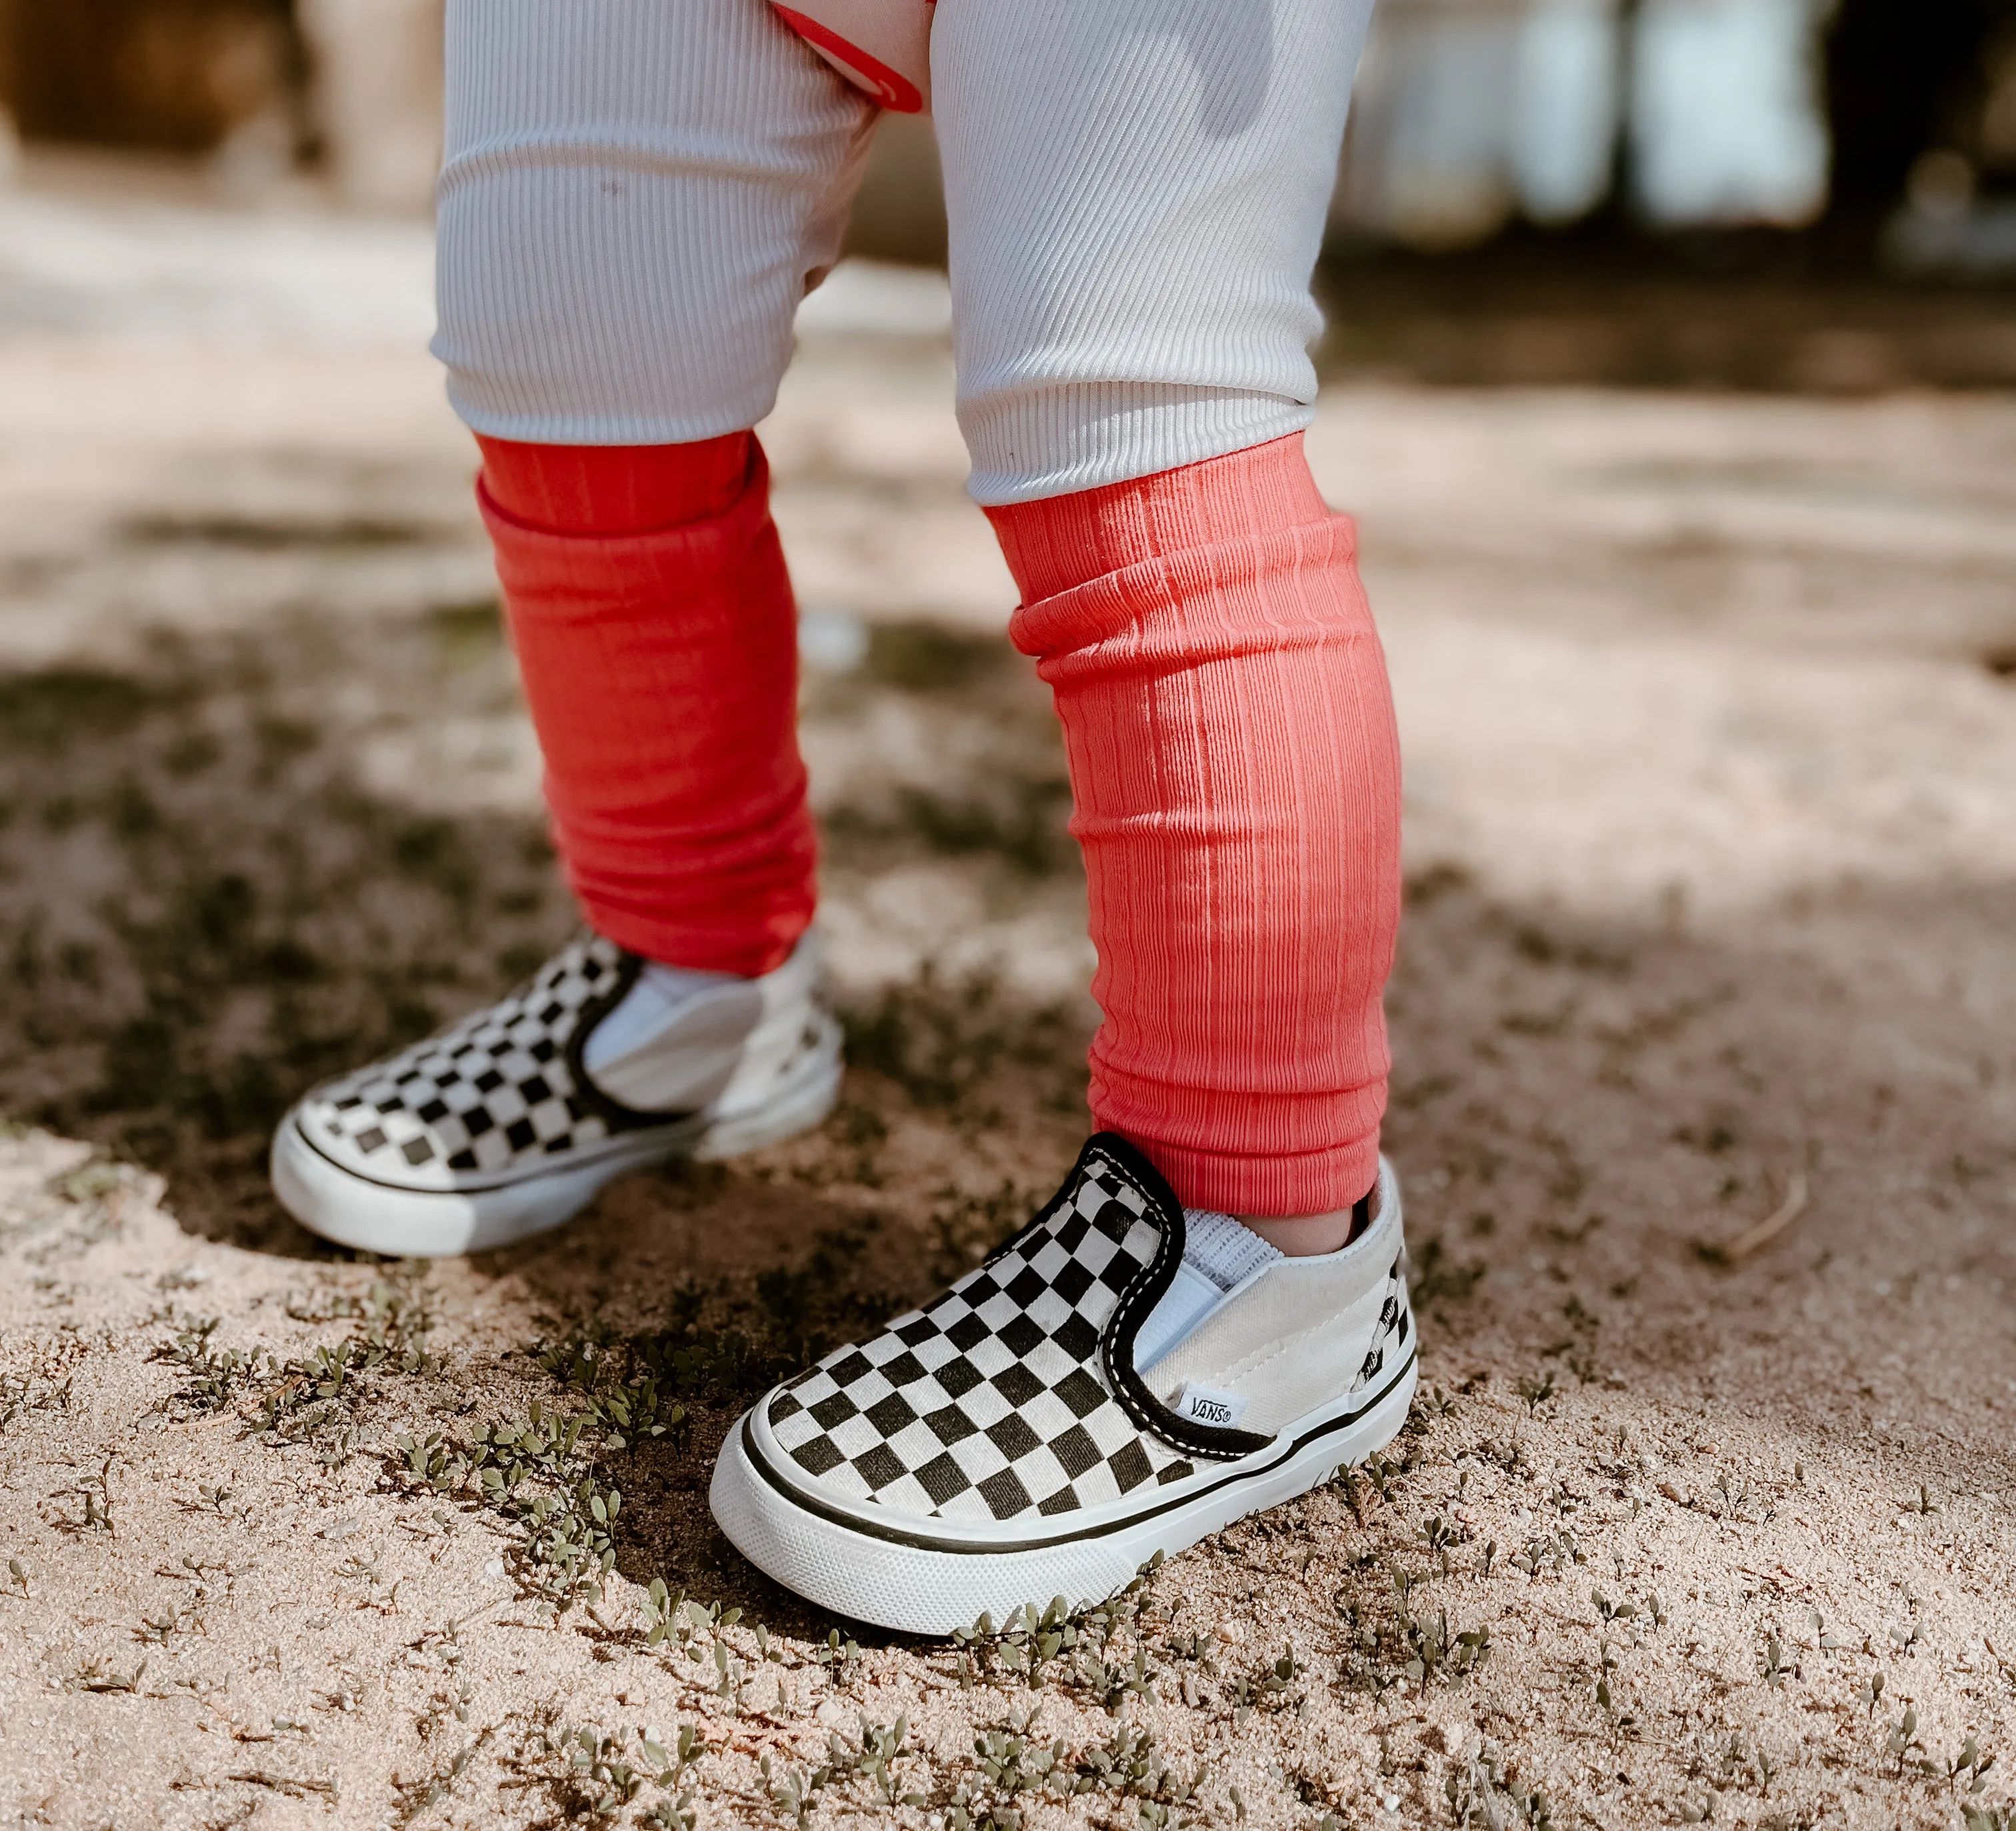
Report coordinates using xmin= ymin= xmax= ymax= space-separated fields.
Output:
xmin=445 ymin=869 xmax=2016 ymax=1639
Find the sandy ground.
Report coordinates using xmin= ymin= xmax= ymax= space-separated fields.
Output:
xmin=1 ymin=163 xmax=2014 ymax=1831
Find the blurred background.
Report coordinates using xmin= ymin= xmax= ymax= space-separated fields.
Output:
xmin=4 ymin=0 xmax=2016 ymax=361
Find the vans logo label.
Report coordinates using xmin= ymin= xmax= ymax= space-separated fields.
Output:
xmin=1173 ymin=1384 xmax=1248 ymax=1429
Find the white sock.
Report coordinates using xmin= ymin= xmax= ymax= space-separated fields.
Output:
xmin=1132 ymin=1209 xmax=1282 ymax=1373
xmin=581 ymin=959 xmax=738 ymax=1072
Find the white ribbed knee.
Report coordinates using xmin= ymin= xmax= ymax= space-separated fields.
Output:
xmin=433 ymin=0 xmax=873 ymax=445
xmin=432 ymin=0 xmax=1375 ymax=501
xmin=934 ymin=0 xmax=1376 ymax=504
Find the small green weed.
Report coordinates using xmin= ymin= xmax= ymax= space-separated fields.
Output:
xmin=951 ymin=1554 xmax=1164 ymax=1701
xmin=1447 ymin=1740 xmax=1551 ymax=1828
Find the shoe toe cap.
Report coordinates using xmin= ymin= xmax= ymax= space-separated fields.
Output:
xmin=287 ymin=1090 xmax=467 ymax=1190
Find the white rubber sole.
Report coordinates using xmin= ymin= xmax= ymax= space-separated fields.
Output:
xmin=711 ymin=1352 xmax=1418 ymax=1634
xmin=271 ymin=1024 xmax=843 ymax=1256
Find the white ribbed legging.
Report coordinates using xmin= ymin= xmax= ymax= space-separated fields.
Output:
xmin=433 ymin=0 xmax=1376 ymax=505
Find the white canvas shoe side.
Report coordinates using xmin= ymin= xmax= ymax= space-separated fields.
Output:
xmin=270 ymin=930 xmax=841 ymax=1256
xmin=711 ymin=1132 xmax=1413 ymax=1634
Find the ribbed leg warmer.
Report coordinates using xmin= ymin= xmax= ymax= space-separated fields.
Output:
xmin=987 ymin=435 xmax=1403 ymax=1218
xmin=477 ymin=434 xmax=816 ymax=978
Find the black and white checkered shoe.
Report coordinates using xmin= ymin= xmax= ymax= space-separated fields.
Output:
xmin=711 ymin=1132 xmax=1415 ymax=1632
xmin=271 ymin=931 xmax=841 ymax=1256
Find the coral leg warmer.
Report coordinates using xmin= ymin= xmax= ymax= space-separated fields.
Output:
xmin=476 ymin=433 xmax=815 ymax=978
xmin=987 ymin=434 xmax=1403 ymax=1217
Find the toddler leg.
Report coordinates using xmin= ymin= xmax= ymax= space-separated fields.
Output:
xmin=937 ymin=0 xmax=1399 ymax=1225
xmin=709 ymin=0 xmax=1415 ymax=1610
xmin=436 ymin=0 xmax=875 ymax=972
xmin=268 ymin=1 xmax=869 ymax=1252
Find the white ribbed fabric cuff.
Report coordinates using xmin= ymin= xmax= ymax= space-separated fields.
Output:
xmin=960 ymin=384 xmax=1317 ymax=507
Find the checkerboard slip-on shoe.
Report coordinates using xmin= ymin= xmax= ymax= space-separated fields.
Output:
xmin=711 ymin=1132 xmax=1415 ymax=1634
xmin=271 ymin=930 xmax=841 ymax=1257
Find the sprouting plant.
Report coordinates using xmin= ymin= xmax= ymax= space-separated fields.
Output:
xmin=1403 ymin=1608 xmax=1491 ymax=1686
xmin=828 ymin=1716 xmax=919 ymax=1808
xmin=1948 ymin=1734 xmax=1997 ymax=1797
xmin=69 ymin=1658 xmax=147 ymax=1694
xmin=708 ymin=1634 xmax=745 ymax=1706
xmin=537 ymin=1723 xmax=645 ymax=1819
xmin=1759 ymin=1632 xmax=1794 ymax=1687
xmin=7 ymin=1557 xmax=27 ymax=1598
xmin=1475 ymin=1434 xmax=1533 ymax=1478
xmin=1695 ymin=1729 xmax=1773 ymax=1796
xmin=951 ymin=1555 xmax=1165 ymax=1700
xmin=337 ymin=1545 xmax=385 ymax=1588
xmin=991 ymin=1597 xmax=1083 ymax=1688
xmin=1593 ymin=1640 xmax=1634 ymax=1730
xmin=415 ymin=1673 xmax=475 ymax=1740
xmin=1060 ymin=1722 xmax=1203 ymax=1805
xmin=1361 ymin=1447 xmax=1417 ymax=1502
xmin=135 ymin=1604 xmax=184 ymax=1645
xmin=641 ymin=1722 xmax=706 ymax=1807
xmin=0 ymin=1370 xmax=71 ymax=1436
xmin=760 ymin=1754 xmax=824 ymax=1831
xmin=394 ymin=1400 xmax=633 ymax=1619
xmin=1421 ymin=1514 xmax=1467 ymax=1554
xmin=1887 ymin=1706 xmax=1925 ymax=1775
xmin=55 ymin=1456 xmax=117 ymax=1536
xmin=1421 ymin=1382 xmax=1460 ymax=1418
xmin=529 ymin=1325 xmax=688 ymax=1450
xmin=1711 ymin=1468 xmax=1773 ymax=1525
xmin=1510 ymin=1534 xmax=1577 ymax=1578
xmin=1516 ymin=1370 xmax=1558 ymax=1413
xmin=1222 ymin=1644 xmax=1305 ymax=1716
xmin=942 ymin=1710 xmax=1205 ymax=1827
xmin=1592 ymin=1588 xmax=1638 ymax=1627
xmin=1447 ymin=1741 xmax=1551 ymax=1828
xmin=391 ymin=1726 xmax=494 ymax=1825
xmin=640 ymin=1577 xmax=677 ymax=1648
xmin=153 ymin=1316 xmax=257 ymax=1413
xmin=528 ymin=1718 xmax=704 ymax=1823
xmin=970 ymin=1720 xmax=1059 ymax=1799
xmin=1075 ymin=1639 xmax=1157 ymax=1714
xmin=814 ymin=1626 xmax=863 ymax=1687
xmin=640 ymin=1794 xmax=695 ymax=1830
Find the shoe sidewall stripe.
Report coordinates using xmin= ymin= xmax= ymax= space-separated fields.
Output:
xmin=737 ymin=1345 xmax=1418 ymax=1557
